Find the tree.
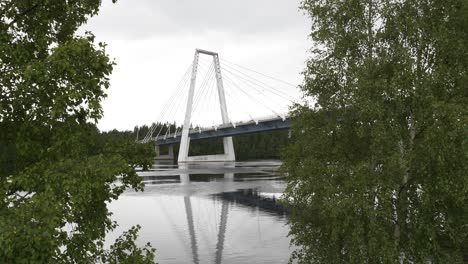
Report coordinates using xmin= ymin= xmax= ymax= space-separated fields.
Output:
xmin=100 ymin=129 xmax=156 ymax=171
xmin=0 ymin=1 xmax=155 ymax=262
xmin=284 ymin=0 xmax=467 ymax=263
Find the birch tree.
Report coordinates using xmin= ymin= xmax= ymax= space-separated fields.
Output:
xmin=284 ymin=0 xmax=467 ymax=262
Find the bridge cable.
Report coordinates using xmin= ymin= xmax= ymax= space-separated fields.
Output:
xmin=223 ymin=72 xmax=288 ymax=118
xmin=189 ymin=59 xmax=213 ymax=128
xmin=194 ymin=62 xmax=219 ymax=128
xmin=221 ymin=66 xmax=291 ymax=118
xmin=191 ymin=69 xmax=213 ymax=130
xmin=192 ymin=61 xmax=215 ymax=120
xmin=143 ymin=63 xmax=192 ymax=142
xmin=220 ymin=61 xmax=298 ymax=103
xmin=166 ymin=76 xmax=192 ymax=137
xmin=147 ymin=56 xmax=296 ymax=143
xmin=222 ymin=71 xmax=285 ymax=119
xmin=223 ymin=74 xmax=267 ymax=122
xmin=195 ymin=58 xmax=224 ymax=128
xmin=223 ymin=84 xmax=257 ymax=124
xmin=147 ymin=70 xmax=190 ymax=142
xmin=198 ymin=56 xmax=224 ymax=127
xmin=206 ymin=70 xmax=220 ymax=127
xmin=220 ymin=58 xmax=297 ymax=87
xmin=162 ymin=68 xmax=192 ymax=136
xmin=145 ymin=64 xmax=190 ymax=141
xmin=160 ymin=67 xmax=192 ymax=124
xmin=155 ymin=64 xmax=191 ymax=122
xmin=221 ymin=64 xmax=296 ymax=105
xmin=222 ymin=73 xmax=275 ymax=118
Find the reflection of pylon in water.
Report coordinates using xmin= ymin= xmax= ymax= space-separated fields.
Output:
xmin=184 ymin=196 xmax=199 ymax=264
xmin=183 ymin=173 xmax=231 ymax=264
xmin=215 ymin=200 xmax=229 ymax=264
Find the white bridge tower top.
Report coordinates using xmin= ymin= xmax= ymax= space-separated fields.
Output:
xmin=177 ymin=49 xmax=235 ymax=163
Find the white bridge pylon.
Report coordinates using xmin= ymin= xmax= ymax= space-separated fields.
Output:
xmin=178 ymin=49 xmax=235 ymax=163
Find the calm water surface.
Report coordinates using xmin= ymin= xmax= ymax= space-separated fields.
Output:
xmin=108 ymin=160 xmax=292 ymax=264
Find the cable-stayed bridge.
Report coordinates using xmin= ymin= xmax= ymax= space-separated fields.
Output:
xmin=139 ymin=49 xmax=299 ymax=163
xmin=155 ymin=115 xmax=291 ymax=146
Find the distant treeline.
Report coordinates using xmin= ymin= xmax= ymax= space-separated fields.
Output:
xmin=134 ymin=123 xmax=290 ymax=161
xmin=1 ymin=124 xmax=155 ymax=176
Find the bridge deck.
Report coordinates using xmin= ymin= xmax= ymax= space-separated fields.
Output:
xmin=155 ymin=117 xmax=290 ymax=146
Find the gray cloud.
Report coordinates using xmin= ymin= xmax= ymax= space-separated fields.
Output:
xmin=82 ymin=0 xmax=310 ymax=131
xmin=86 ymin=0 xmax=307 ymax=39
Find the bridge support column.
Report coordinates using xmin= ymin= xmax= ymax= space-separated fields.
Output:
xmin=156 ymin=144 xmax=175 ymax=160
xmin=214 ymin=53 xmax=235 ymax=162
xmin=155 ymin=145 xmax=160 ymax=157
xmin=168 ymin=145 xmax=174 ymax=157
xmin=178 ymin=49 xmax=235 ymax=163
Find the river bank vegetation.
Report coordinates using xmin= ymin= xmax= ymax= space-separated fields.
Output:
xmin=0 ymin=1 xmax=156 ymax=262
xmin=283 ymin=0 xmax=467 ymax=263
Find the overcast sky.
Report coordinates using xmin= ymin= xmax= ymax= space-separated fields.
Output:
xmin=82 ymin=0 xmax=311 ymax=131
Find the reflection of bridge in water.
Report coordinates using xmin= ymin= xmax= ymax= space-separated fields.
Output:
xmin=181 ymin=171 xmax=286 ymax=264
xmin=140 ymin=165 xmax=287 ymax=264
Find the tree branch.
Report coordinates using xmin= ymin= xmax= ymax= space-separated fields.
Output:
xmin=7 ymin=2 xmax=40 ymax=28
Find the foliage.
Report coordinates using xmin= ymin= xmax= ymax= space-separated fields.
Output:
xmin=101 ymin=225 xmax=156 ymax=264
xmin=284 ymin=0 xmax=467 ymax=263
xmin=232 ymin=130 xmax=289 ymax=160
xmin=101 ymin=129 xmax=156 ymax=171
xmin=0 ymin=1 xmax=156 ymax=263
xmin=188 ymin=130 xmax=289 ymax=160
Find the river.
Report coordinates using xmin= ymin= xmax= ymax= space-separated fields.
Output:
xmin=107 ymin=160 xmax=293 ymax=264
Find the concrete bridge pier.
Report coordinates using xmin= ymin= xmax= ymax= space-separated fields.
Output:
xmin=155 ymin=144 xmax=174 ymax=160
